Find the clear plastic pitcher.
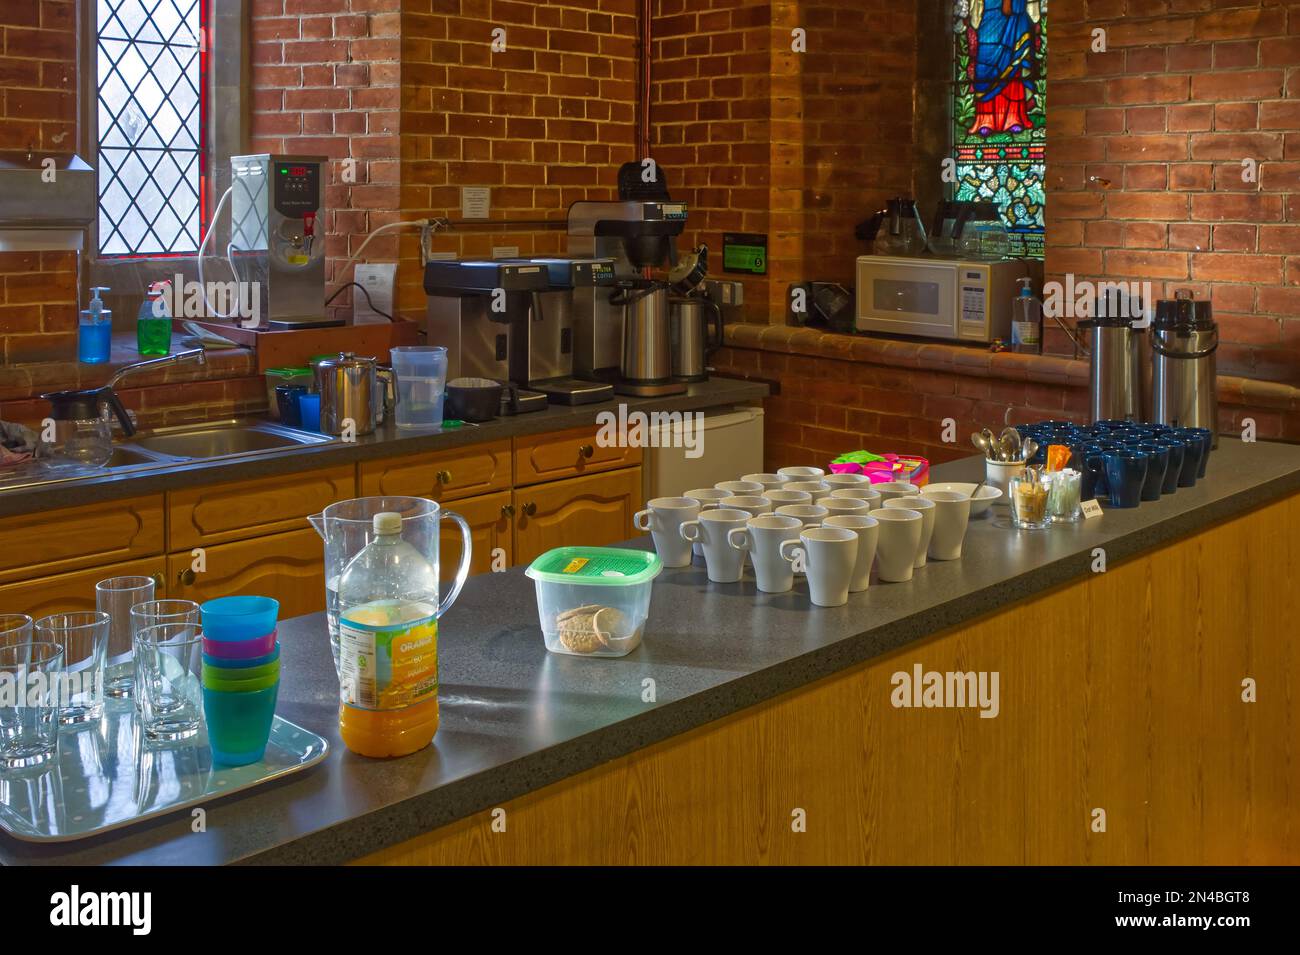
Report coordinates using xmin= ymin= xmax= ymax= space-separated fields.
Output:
xmin=390 ymin=346 xmax=447 ymax=429
xmin=308 ymin=496 xmax=471 ymax=675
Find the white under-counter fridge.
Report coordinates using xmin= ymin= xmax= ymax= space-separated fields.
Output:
xmin=641 ymin=406 xmax=765 ymax=501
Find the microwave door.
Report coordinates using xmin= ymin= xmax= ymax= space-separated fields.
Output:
xmin=855 ymin=260 xmax=956 ymax=339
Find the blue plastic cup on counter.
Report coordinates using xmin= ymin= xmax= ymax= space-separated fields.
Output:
xmin=1136 ymin=442 xmax=1169 ymax=501
xmin=1155 ymin=437 xmax=1186 ymax=495
xmin=1181 ymin=427 xmax=1214 ymax=478
xmin=1175 ymin=430 xmax=1207 ymax=487
xmin=1104 ymin=451 xmax=1149 ymax=508
xmin=298 ymin=393 xmax=322 ymax=433
xmin=202 ymin=680 xmax=279 ymax=767
xmin=200 ymin=596 xmax=279 ymax=642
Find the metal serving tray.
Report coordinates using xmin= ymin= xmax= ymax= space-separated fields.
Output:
xmin=0 ymin=699 xmax=328 ymax=843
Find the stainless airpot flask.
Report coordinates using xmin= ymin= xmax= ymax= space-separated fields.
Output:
xmin=1080 ymin=286 xmax=1147 ymax=424
xmin=1151 ymin=290 xmax=1219 ymax=447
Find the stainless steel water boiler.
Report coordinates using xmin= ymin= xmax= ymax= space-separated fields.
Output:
xmin=1152 ymin=290 xmax=1218 ymax=447
xmin=1079 ymin=286 xmax=1147 ymax=423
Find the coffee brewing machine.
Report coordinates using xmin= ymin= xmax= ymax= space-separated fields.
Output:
xmin=566 ymin=199 xmax=690 ymax=397
xmin=229 ymin=154 xmax=338 ymax=329
xmin=423 ymin=256 xmax=620 ymax=409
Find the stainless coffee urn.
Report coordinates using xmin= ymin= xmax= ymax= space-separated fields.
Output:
xmin=1079 ymin=286 xmax=1148 ymax=423
xmin=1152 ymin=289 xmax=1218 ymax=447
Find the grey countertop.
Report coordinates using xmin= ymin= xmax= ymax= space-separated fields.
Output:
xmin=0 ymin=377 xmax=769 ymax=518
xmin=3 ymin=436 xmax=1299 ymax=865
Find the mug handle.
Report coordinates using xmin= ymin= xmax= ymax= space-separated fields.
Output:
xmin=438 ymin=510 xmax=474 ymax=618
xmin=779 ymin=540 xmax=804 ymax=564
xmin=633 ymin=508 xmax=653 ymax=532
xmin=679 ymin=520 xmax=701 ymax=543
xmin=727 ymin=527 xmax=751 ymax=552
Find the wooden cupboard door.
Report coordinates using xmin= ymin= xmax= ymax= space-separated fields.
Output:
xmin=168 ymin=465 xmax=356 ymax=551
xmin=168 ymin=528 xmax=325 ymax=620
xmin=513 ymin=467 xmax=641 ymax=566
xmin=359 ymin=440 xmax=511 ymax=502
xmin=0 ymin=495 xmax=164 ymax=585
xmin=439 ymin=491 xmax=512 ymax=581
xmin=0 ymin=557 xmax=166 ymax=620
xmin=514 ymin=426 xmax=642 ymax=487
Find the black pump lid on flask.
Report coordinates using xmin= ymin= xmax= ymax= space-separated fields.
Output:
xmin=1154 ymin=288 xmax=1214 ymax=331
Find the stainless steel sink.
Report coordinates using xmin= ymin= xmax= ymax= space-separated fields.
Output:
xmin=126 ymin=419 xmax=331 ymax=460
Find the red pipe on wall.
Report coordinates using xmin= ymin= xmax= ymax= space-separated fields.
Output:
xmin=638 ymin=0 xmax=652 ymax=160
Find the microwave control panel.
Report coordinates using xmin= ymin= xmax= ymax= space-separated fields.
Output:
xmin=958 ymin=270 xmax=989 ymax=338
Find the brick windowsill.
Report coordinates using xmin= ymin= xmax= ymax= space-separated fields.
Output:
xmin=723 ymin=323 xmax=1300 ymax=414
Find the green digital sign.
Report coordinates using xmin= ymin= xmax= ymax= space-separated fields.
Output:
xmin=723 ymin=232 xmax=768 ymax=275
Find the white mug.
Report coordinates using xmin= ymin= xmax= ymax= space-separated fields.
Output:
xmin=719 ymin=495 xmax=772 ymax=516
xmin=633 ymin=497 xmax=700 ymax=568
xmin=822 ymin=472 xmax=872 ymax=491
xmin=875 ymin=481 xmax=920 ymax=504
xmin=925 ymin=489 xmax=972 ymax=561
xmin=821 ymin=497 xmax=872 ymax=518
xmin=763 ymin=488 xmax=813 ymax=507
xmin=728 ymin=515 xmax=803 ymax=593
xmin=830 ymin=487 xmax=881 ymax=509
xmin=777 ymin=466 xmax=825 ymax=481
xmin=780 ymin=527 xmax=859 ymax=607
xmin=716 ymin=480 xmax=765 ymax=496
xmin=886 ymin=495 xmax=936 ymax=569
xmin=773 ymin=503 xmax=829 ymax=530
xmin=683 ymin=488 xmax=731 ymax=558
xmin=873 ymin=508 xmax=923 ymax=582
xmin=822 ymin=514 xmax=879 ymax=593
xmin=742 ymin=473 xmax=789 ymax=491
xmin=783 ymin=480 xmax=831 ymax=502
xmin=984 ymin=459 xmax=1025 ymax=503
xmin=680 ymin=508 xmax=752 ymax=583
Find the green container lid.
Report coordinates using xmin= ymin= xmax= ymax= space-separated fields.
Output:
xmin=266 ymin=366 xmax=312 ymax=379
xmin=525 ymin=546 xmax=661 ymax=586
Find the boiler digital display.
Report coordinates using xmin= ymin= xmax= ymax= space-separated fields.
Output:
xmin=280 ymin=166 xmax=310 ymax=178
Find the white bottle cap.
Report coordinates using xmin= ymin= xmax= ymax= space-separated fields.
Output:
xmin=373 ymin=512 xmax=402 ymax=535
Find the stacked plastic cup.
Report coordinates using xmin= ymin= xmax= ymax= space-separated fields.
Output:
xmin=199 ymin=597 xmax=280 ymax=766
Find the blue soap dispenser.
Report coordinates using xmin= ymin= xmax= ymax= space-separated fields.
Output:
xmin=78 ymin=286 xmax=112 ymax=364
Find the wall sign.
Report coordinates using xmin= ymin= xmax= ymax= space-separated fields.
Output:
xmin=723 ymin=232 xmax=767 ymax=275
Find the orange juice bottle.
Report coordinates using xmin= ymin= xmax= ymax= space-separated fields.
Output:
xmin=336 ymin=513 xmax=441 ymax=757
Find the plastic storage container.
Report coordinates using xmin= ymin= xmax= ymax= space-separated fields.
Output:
xmin=525 ymin=547 xmax=661 ymax=657
xmin=390 ymin=345 xmax=448 ymax=429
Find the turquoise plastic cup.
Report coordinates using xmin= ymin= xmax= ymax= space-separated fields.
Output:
xmin=203 ymin=680 xmax=279 ymax=766
xmin=200 ymin=596 xmax=279 ymax=642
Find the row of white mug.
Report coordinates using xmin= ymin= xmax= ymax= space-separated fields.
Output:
xmin=633 ymin=468 xmax=980 ymax=607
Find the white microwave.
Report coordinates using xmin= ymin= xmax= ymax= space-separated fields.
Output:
xmin=855 ymin=255 xmax=1044 ymax=343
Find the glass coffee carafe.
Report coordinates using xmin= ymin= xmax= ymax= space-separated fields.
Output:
xmin=37 ymin=386 xmax=135 ymax=470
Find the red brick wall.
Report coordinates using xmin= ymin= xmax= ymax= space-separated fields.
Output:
xmin=1047 ymin=1 xmax=1300 ymax=384
xmin=0 ymin=1 xmax=78 ymax=365
xmin=397 ymin=0 xmax=639 ymax=315
xmin=249 ymin=0 xmax=402 ymax=321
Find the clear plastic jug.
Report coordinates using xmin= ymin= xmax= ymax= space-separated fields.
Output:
xmin=308 ymin=496 xmax=472 ymax=677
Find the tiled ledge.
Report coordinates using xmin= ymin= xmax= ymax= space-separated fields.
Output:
xmin=723 ymin=323 xmax=1300 ymax=413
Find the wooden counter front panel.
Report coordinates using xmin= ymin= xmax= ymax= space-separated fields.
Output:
xmin=512 ymin=467 xmax=641 ymax=567
xmin=360 ymin=491 xmax=1300 ymax=866
xmin=513 ymin=426 xmax=642 ymax=487
xmin=0 ymin=557 xmax=166 ymax=619
xmin=439 ymin=490 xmax=512 ymax=581
xmin=167 ymin=528 xmax=326 ymax=620
xmin=360 ymin=440 xmax=511 ymax=503
xmin=168 ymin=466 xmax=356 ymax=550
xmin=0 ymin=495 xmax=164 ymax=585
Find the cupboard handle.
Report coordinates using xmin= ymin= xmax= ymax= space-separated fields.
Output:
xmin=149 ymin=573 xmax=164 ymax=590
xmin=523 ymin=501 xmax=537 ymax=517
xmin=501 ymin=503 xmax=516 ymax=518
xmin=436 ymin=470 xmax=452 ymax=485
xmin=179 ymin=569 xmax=196 ymax=587
xmin=578 ymin=444 xmax=594 ymax=459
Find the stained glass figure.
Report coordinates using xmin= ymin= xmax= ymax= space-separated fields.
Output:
xmin=953 ymin=0 xmax=1046 ymax=259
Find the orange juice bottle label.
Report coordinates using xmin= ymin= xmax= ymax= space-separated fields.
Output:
xmin=339 ymin=601 xmax=438 ymax=711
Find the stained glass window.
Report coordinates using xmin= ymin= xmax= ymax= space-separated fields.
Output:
xmin=952 ymin=0 xmax=1046 ymax=259
xmin=96 ymin=0 xmax=207 ymax=257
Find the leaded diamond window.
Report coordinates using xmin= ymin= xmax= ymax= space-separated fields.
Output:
xmin=96 ymin=0 xmax=207 ymax=257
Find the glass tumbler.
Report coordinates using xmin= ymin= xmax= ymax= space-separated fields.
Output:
xmin=130 ymin=601 xmax=201 ymax=711
xmin=34 ymin=612 xmax=108 ymax=725
xmin=0 ymin=642 xmax=64 ymax=770
xmin=134 ymin=623 xmax=203 ymax=741
xmin=96 ymin=575 xmax=156 ymax=698
xmin=1047 ymin=470 xmax=1083 ymax=523
xmin=1009 ymin=473 xmax=1052 ymax=530
xmin=0 ymin=614 xmax=34 ymax=648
